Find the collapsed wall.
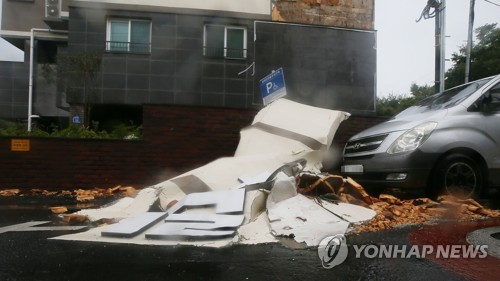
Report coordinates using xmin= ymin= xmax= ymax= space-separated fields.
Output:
xmin=54 ymin=99 xmax=372 ymax=247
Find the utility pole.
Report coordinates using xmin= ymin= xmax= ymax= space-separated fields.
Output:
xmin=465 ymin=0 xmax=475 ymax=83
xmin=433 ymin=0 xmax=446 ymax=93
xmin=434 ymin=4 xmax=442 ymax=93
xmin=417 ymin=0 xmax=446 ymax=94
xmin=439 ymin=0 xmax=446 ymax=93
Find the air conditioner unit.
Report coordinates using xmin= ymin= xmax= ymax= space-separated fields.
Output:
xmin=45 ymin=0 xmax=61 ymax=19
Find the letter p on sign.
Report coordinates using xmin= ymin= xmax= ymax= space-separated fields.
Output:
xmin=266 ymin=82 xmax=273 ymax=94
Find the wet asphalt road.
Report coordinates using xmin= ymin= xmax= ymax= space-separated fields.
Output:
xmin=2 ymin=202 xmax=498 ymax=281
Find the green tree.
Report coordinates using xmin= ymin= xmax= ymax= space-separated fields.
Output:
xmin=445 ymin=23 xmax=500 ymax=88
xmin=377 ymin=23 xmax=499 ymax=117
xmin=43 ymin=51 xmax=102 ymax=128
xmin=409 ymin=83 xmax=434 ymax=101
xmin=376 ymin=94 xmax=411 ymax=116
xmin=377 ymin=83 xmax=434 ymax=116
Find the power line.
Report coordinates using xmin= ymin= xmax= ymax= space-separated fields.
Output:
xmin=416 ymin=0 xmax=446 ymax=93
xmin=483 ymin=0 xmax=500 ymax=7
xmin=416 ymin=0 xmax=441 ymax=22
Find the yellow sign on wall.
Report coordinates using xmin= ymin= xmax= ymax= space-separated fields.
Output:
xmin=11 ymin=139 xmax=30 ymax=152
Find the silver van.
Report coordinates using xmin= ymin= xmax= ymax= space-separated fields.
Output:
xmin=341 ymin=74 xmax=500 ymax=197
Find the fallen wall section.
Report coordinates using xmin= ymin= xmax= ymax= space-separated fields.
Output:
xmin=54 ymin=99 xmax=379 ymax=247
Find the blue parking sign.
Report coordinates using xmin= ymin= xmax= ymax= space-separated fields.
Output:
xmin=260 ymin=68 xmax=287 ymax=105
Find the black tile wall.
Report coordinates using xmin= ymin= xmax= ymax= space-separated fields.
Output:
xmin=66 ymin=7 xmax=258 ymax=109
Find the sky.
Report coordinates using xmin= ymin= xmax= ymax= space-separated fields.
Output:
xmin=376 ymin=0 xmax=500 ymax=97
xmin=0 ymin=0 xmax=499 ymax=97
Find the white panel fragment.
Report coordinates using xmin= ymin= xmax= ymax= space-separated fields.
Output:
xmin=101 ymin=212 xmax=168 ymax=238
xmin=235 ymin=99 xmax=350 ymax=156
xmin=238 ymin=171 xmax=272 ymax=185
xmin=76 ymin=187 xmax=159 ymax=221
xmin=266 ymin=172 xmax=297 ymax=205
xmin=167 ymin=188 xmax=246 ymax=215
xmin=267 ymin=194 xmax=349 ymax=246
xmin=165 ymin=213 xmax=245 ymax=228
xmin=320 ymin=201 xmax=377 ymax=224
xmin=246 ymin=190 xmax=268 ymax=221
xmin=237 ymin=213 xmax=276 ymax=245
xmin=146 ymin=228 xmax=235 ymax=239
xmin=232 ymin=171 xmax=272 ymax=189
xmin=0 ymin=221 xmax=87 ymax=233
xmin=146 ymin=214 xmax=244 ymax=239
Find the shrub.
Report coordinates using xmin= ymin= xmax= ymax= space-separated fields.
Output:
xmin=0 ymin=119 xmax=141 ymax=140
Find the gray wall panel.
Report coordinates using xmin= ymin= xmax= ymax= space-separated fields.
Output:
xmin=201 ymin=93 xmax=224 ymax=107
xmin=103 ymin=57 xmax=127 ymax=74
xmin=225 ymin=94 xmax=247 ymax=108
xmin=202 ymin=78 xmax=224 ymax=93
xmin=103 ymin=74 xmax=126 ymax=89
xmin=175 ymin=92 xmax=201 ymax=105
xmin=102 ymin=89 xmax=126 ymax=104
xmin=127 ymin=59 xmax=151 ymax=75
xmin=127 ymin=75 xmax=150 ymax=90
xmin=150 ymin=75 xmax=174 ymax=91
xmin=151 ymin=61 xmax=175 ymax=76
xmin=149 ymin=91 xmax=174 ymax=103
xmin=65 ymin=8 xmax=256 ymax=108
xmin=126 ymin=90 xmax=150 ymax=104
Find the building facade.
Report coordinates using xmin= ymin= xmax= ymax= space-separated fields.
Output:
xmin=0 ymin=0 xmax=376 ymax=126
xmin=0 ymin=0 xmax=70 ymax=123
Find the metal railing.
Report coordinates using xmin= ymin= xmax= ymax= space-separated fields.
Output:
xmin=106 ymin=41 xmax=151 ymax=54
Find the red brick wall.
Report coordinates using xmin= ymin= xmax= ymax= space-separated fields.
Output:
xmin=0 ymin=105 xmax=256 ymax=190
xmin=142 ymin=105 xmax=257 ymax=173
xmin=0 ymin=105 xmax=385 ymax=190
xmin=273 ymin=0 xmax=375 ymax=30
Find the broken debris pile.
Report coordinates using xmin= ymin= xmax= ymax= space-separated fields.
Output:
xmin=355 ymin=194 xmax=500 ymax=233
xmin=50 ymin=99 xmax=500 ymax=248
xmin=0 ymin=186 xmax=138 ymax=202
xmin=54 ymin=99 xmax=363 ymax=247
xmin=296 ymin=172 xmax=500 ymax=234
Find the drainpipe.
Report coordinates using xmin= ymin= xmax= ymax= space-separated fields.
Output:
xmin=28 ymin=28 xmax=67 ymax=131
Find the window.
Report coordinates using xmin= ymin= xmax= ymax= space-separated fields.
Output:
xmin=203 ymin=25 xmax=247 ymax=59
xmin=484 ymin=83 xmax=500 ymax=112
xmin=106 ymin=19 xmax=151 ymax=54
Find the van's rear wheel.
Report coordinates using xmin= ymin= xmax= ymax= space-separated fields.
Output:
xmin=430 ymin=154 xmax=483 ymax=199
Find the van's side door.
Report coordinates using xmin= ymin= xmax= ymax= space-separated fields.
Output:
xmin=481 ymin=81 xmax=500 ymax=185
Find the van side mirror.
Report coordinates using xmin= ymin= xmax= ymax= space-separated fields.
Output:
xmin=481 ymin=91 xmax=500 ymax=113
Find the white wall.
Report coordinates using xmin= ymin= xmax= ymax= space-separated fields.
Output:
xmin=73 ymin=0 xmax=271 ymax=16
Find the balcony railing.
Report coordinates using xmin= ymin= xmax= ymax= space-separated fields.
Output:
xmin=106 ymin=41 xmax=151 ymax=54
xmin=203 ymin=46 xmax=247 ymax=59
